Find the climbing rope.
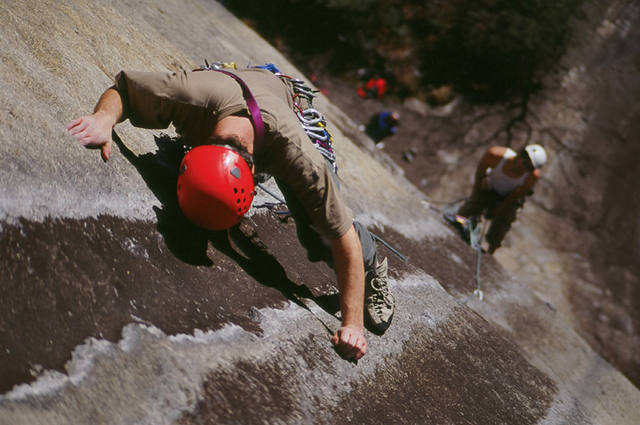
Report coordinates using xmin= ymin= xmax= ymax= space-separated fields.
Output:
xmin=455 ymin=217 xmax=487 ymax=304
xmin=252 ymin=183 xmax=290 ymax=215
xmin=370 ymin=232 xmax=408 ymax=263
xmin=256 ymin=183 xmax=286 ymax=205
xmin=437 ymin=199 xmax=488 ymax=303
xmin=469 ymin=218 xmax=487 ymax=301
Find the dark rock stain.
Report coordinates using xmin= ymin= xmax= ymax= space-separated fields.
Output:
xmin=177 ymin=307 xmax=556 ymax=425
xmin=0 ymin=213 xmax=336 ymax=393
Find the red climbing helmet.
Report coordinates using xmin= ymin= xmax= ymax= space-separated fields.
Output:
xmin=177 ymin=145 xmax=255 ymax=230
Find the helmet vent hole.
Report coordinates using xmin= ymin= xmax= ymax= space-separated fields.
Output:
xmin=176 ymin=145 xmax=255 ymax=230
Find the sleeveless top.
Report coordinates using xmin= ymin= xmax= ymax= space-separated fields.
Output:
xmin=487 ymin=148 xmax=529 ymax=196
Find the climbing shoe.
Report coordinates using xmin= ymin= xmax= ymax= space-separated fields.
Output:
xmin=364 ymin=257 xmax=395 ymax=333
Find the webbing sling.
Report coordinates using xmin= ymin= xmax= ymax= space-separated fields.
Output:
xmin=213 ymin=69 xmax=265 ymax=144
xmin=197 ymin=64 xmax=265 ymax=145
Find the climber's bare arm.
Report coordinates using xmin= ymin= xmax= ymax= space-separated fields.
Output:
xmin=66 ymin=88 xmax=124 ymax=161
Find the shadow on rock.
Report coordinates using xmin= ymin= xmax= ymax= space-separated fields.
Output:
xmin=114 ymin=131 xmax=214 ymax=266
xmin=113 ymin=132 xmax=339 ymax=316
xmin=228 ymin=221 xmax=341 ymax=317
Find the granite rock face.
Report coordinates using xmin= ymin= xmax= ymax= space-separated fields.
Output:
xmin=0 ymin=1 xmax=638 ymax=424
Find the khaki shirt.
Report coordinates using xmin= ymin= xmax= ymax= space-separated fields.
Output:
xmin=114 ymin=68 xmax=353 ymax=240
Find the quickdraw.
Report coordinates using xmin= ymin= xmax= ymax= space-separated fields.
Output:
xmin=201 ymin=61 xmax=339 ymax=174
xmin=278 ymin=74 xmax=338 ymax=174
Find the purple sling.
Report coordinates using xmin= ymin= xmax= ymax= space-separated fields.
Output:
xmin=212 ymin=69 xmax=265 ymax=145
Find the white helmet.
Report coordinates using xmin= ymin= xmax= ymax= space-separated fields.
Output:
xmin=524 ymin=144 xmax=547 ymax=169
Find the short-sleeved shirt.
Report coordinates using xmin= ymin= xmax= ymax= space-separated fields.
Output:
xmin=113 ymin=68 xmax=353 ymax=240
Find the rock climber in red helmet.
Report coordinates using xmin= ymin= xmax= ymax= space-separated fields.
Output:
xmin=67 ymin=65 xmax=395 ymax=362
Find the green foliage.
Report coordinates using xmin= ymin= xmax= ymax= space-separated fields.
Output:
xmin=421 ymin=0 xmax=586 ymax=100
xmin=221 ymin=0 xmax=371 ymax=70
xmin=223 ymin=0 xmax=585 ymax=102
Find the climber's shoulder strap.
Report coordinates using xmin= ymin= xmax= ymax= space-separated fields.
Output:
xmin=198 ymin=61 xmax=265 ymax=145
